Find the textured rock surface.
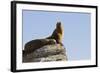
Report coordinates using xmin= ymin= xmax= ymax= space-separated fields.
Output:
xmin=23 ymin=44 xmax=67 ymax=62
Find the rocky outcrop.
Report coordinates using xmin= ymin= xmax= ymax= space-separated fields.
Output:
xmin=23 ymin=42 xmax=67 ymax=62
xmin=23 ymin=22 xmax=67 ymax=62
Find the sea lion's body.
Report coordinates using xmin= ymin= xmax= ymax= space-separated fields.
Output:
xmin=47 ymin=22 xmax=64 ymax=45
xmin=23 ymin=39 xmax=56 ymax=55
xmin=23 ymin=22 xmax=64 ymax=55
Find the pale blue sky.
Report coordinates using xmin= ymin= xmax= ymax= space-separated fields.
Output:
xmin=22 ymin=10 xmax=91 ymax=60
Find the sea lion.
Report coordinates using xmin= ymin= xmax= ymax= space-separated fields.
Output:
xmin=23 ymin=39 xmax=56 ymax=55
xmin=23 ymin=21 xmax=64 ymax=55
xmin=47 ymin=22 xmax=64 ymax=45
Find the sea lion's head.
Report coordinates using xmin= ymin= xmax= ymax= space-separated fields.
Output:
xmin=56 ymin=21 xmax=64 ymax=36
xmin=56 ymin=22 xmax=62 ymax=29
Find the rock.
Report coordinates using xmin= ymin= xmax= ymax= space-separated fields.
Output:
xmin=28 ymin=54 xmax=67 ymax=62
xmin=23 ymin=44 xmax=67 ymax=62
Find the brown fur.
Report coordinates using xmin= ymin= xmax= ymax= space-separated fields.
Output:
xmin=47 ymin=22 xmax=64 ymax=45
xmin=23 ymin=39 xmax=56 ymax=55
xmin=23 ymin=22 xmax=64 ymax=55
